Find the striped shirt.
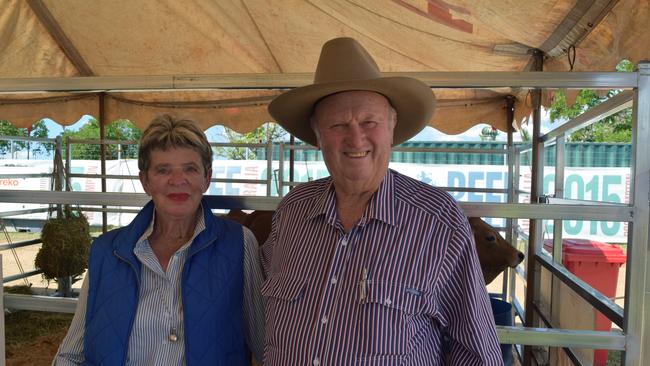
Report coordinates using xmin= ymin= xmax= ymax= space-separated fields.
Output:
xmin=53 ymin=205 xmax=266 ymax=365
xmin=261 ymin=169 xmax=502 ymax=365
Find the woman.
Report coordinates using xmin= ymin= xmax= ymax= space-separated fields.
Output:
xmin=54 ymin=114 xmax=264 ymax=365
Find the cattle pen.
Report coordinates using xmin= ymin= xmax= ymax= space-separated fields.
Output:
xmin=0 ymin=65 xmax=647 ymax=365
xmin=2 ymin=1 xmax=650 ymax=364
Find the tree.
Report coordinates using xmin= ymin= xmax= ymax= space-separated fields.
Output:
xmin=63 ymin=118 xmax=142 ymax=160
xmin=479 ymin=125 xmax=499 ymax=141
xmin=548 ymin=60 xmax=634 ymax=142
xmin=0 ymin=119 xmax=50 ymax=158
xmin=216 ymin=122 xmax=287 ymax=160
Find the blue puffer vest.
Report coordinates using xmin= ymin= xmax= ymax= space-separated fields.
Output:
xmin=83 ymin=199 xmax=249 ymax=365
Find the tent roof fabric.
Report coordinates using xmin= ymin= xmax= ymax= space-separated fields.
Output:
xmin=0 ymin=0 xmax=647 ymax=136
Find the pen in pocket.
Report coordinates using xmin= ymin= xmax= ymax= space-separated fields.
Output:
xmin=359 ymin=268 xmax=368 ymax=301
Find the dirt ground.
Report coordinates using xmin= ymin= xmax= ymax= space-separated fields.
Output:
xmin=6 ymin=329 xmax=67 ymax=366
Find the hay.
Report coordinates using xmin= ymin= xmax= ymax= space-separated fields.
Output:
xmin=35 ymin=207 xmax=91 ymax=280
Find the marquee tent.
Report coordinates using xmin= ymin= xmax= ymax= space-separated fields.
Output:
xmin=1 ymin=0 xmax=648 ymax=137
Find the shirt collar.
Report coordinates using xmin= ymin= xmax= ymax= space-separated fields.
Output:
xmin=305 ymin=169 xmax=397 ymax=227
xmin=135 ymin=205 xmax=206 ymax=254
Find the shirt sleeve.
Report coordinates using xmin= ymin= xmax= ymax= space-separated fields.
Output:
xmin=52 ymin=275 xmax=89 ymax=365
xmin=434 ymin=220 xmax=504 ymax=365
xmin=242 ymin=226 xmax=266 ymax=363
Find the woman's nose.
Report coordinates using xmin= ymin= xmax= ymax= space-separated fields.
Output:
xmin=169 ymin=170 xmax=187 ymax=185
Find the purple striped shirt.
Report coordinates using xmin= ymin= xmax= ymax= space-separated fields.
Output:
xmin=261 ymin=169 xmax=503 ymax=365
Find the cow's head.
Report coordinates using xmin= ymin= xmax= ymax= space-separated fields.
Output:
xmin=468 ymin=217 xmax=525 ymax=285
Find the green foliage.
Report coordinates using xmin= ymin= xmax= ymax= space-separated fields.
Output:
xmin=479 ymin=126 xmax=499 ymax=141
xmin=549 ymin=60 xmax=634 ymax=143
xmin=62 ymin=118 xmax=142 ymax=159
xmin=0 ymin=119 xmax=50 ymax=157
xmin=216 ymin=123 xmax=287 ymax=160
xmin=35 ymin=207 xmax=92 ymax=280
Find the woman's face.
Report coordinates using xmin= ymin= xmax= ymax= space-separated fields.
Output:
xmin=139 ymin=146 xmax=211 ymax=221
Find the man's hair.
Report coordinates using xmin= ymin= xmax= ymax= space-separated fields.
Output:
xmin=138 ymin=114 xmax=213 ymax=175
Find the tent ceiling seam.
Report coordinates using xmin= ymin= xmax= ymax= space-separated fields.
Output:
xmin=241 ymin=0 xmax=283 ymax=73
xmin=306 ymin=0 xmax=484 ymax=70
xmin=522 ymin=0 xmax=618 ymax=72
xmin=106 ymin=94 xmax=274 ymax=108
xmin=26 ymin=0 xmax=94 ymax=76
xmin=542 ymin=0 xmax=619 ymax=57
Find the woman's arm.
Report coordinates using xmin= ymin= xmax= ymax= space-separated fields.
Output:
xmin=52 ymin=275 xmax=89 ymax=365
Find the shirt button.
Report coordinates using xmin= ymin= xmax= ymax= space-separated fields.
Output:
xmin=313 ymin=357 xmax=320 ymax=366
xmin=385 ymin=298 xmax=392 ymax=306
xmin=330 ymin=276 xmax=337 ymax=285
xmin=168 ymin=333 xmax=178 ymax=342
xmin=341 ymin=238 xmax=348 ymax=247
xmin=321 ymin=315 xmax=328 ymax=324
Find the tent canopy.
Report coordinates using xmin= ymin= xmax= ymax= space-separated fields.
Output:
xmin=1 ymin=0 xmax=648 ymax=136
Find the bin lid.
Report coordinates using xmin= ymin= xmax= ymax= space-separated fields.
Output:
xmin=543 ymin=238 xmax=627 ymax=264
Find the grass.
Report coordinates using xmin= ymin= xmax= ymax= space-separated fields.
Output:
xmin=607 ymin=350 xmax=622 ymax=365
xmin=4 ymin=285 xmax=73 ymax=359
xmin=4 ymin=310 xmax=73 ymax=356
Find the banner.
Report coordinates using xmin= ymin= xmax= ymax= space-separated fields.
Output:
xmin=0 ymin=159 xmax=630 ymax=242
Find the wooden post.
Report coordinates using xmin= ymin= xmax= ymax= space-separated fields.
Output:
xmin=1 ymin=254 xmax=6 ymax=366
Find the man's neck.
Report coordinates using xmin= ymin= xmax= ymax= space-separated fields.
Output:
xmin=334 ymin=189 xmax=375 ymax=233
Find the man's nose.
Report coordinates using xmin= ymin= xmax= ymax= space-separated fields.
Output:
xmin=346 ymin=124 xmax=365 ymax=145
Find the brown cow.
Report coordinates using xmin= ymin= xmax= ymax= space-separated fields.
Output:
xmin=468 ymin=217 xmax=525 ymax=285
xmin=222 ymin=210 xmax=524 ymax=285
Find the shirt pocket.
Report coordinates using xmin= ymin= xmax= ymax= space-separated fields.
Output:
xmin=261 ymin=274 xmax=308 ymax=350
xmin=361 ymin=281 xmax=425 ymax=315
xmin=355 ymin=281 xmax=426 ymax=361
xmin=261 ymin=273 xmax=306 ymax=302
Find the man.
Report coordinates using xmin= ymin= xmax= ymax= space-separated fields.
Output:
xmin=262 ymin=37 xmax=502 ymax=365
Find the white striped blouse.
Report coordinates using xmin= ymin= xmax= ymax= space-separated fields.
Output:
xmin=261 ymin=169 xmax=503 ymax=365
xmin=53 ymin=206 xmax=265 ymax=365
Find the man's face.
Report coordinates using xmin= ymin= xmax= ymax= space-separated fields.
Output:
xmin=312 ymin=91 xmax=395 ymax=194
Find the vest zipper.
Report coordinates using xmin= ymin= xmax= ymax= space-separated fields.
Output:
xmin=113 ymin=250 xmax=141 ymax=366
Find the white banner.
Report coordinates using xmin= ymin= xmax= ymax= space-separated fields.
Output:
xmin=0 ymin=159 xmax=630 ymax=243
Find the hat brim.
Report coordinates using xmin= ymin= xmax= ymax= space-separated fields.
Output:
xmin=268 ymin=77 xmax=435 ymax=146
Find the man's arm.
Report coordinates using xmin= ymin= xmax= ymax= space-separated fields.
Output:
xmin=52 ymin=275 xmax=88 ymax=365
xmin=242 ymin=226 xmax=266 ymax=363
xmin=436 ymin=222 xmax=503 ymax=365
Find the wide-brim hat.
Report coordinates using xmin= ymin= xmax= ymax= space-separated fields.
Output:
xmin=268 ymin=37 xmax=435 ymax=146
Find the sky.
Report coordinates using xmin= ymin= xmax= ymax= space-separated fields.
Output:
xmin=43 ymin=110 xmax=558 ymax=143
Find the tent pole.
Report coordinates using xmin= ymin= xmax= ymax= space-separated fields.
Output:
xmin=524 ymin=49 xmax=545 ymax=366
xmin=99 ymin=93 xmax=107 ymax=233
xmin=289 ymin=135 xmax=295 ymax=189
xmin=504 ymin=96 xmax=515 ymax=300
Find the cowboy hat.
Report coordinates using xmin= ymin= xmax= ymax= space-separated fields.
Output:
xmin=268 ymin=37 xmax=435 ymax=146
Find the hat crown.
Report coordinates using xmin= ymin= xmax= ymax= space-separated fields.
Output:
xmin=314 ymin=37 xmax=382 ymax=84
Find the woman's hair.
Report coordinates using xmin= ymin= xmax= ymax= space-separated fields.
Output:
xmin=138 ymin=114 xmax=212 ymax=175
